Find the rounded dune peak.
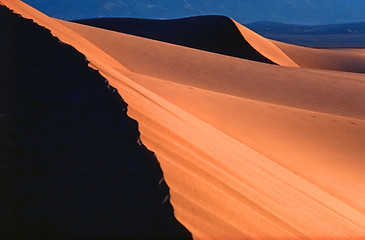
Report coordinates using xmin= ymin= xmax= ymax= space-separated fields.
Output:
xmin=231 ymin=19 xmax=299 ymax=67
xmin=74 ymin=15 xmax=293 ymax=65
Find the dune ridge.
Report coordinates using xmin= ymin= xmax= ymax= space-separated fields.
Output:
xmin=0 ymin=4 xmax=191 ymax=239
xmin=2 ymin=0 xmax=365 ymax=239
xmin=74 ymin=16 xmax=298 ymax=67
xmin=75 ymin=15 xmax=365 ymax=73
xmin=231 ymin=19 xmax=298 ymax=67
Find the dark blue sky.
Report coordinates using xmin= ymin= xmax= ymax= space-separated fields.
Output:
xmin=23 ymin=0 xmax=365 ymax=25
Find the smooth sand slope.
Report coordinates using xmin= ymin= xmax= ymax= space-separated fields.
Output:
xmin=3 ymin=0 xmax=365 ymax=239
xmin=272 ymin=40 xmax=365 ymax=73
xmin=232 ymin=19 xmax=298 ymax=67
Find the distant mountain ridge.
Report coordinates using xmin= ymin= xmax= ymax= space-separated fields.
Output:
xmin=246 ymin=21 xmax=365 ymax=48
xmin=246 ymin=21 xmax=365 ymax=35
xmin=74 ymin=16 xmax=365 ymax=50
xmin=23 ymin=0 xmax=365 ymax=25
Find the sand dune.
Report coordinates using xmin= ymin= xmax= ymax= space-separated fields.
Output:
xmin=0 ymin=4 xmax=191 ymax=239
xmin=74 ymin=16 xmax=298 ymax=67
xmin=272 ymin=40 xmax=365 ymax=73
xmin=232 ymin=19 xmax=298 ymax=67
xmin=127 ymin=72 xmax=365 ymax=214
xmin=75 ymin=16 xmax=365 ymax=73
xmin=58 ymin=20 xmax=365 ymax=118
xmin=3 ymin=0 xmax=365 ymax=239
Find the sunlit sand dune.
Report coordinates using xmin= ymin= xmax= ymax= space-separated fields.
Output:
xmin=74 ymin=15 xmax=278 ymax=65
xmin=58 ymin=21 xmax=365 ymax=118
xmin=2 ymin=0 xmax=365 ymax=239
xmin=74 ymin=15 xmax=298 ymax=67
xmin=272 ymin=40 xmax=365 ymax=73
xmin=74 ymin=16 xmax=365 ymax=74
xmin=232 ymin=19 xmax=298 ymax=67
xmin=126 ymin=73 xmax=365 ymax=214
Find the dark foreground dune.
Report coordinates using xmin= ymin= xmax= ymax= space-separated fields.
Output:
xmin=0 ymin=5 xmax=191 ymax=239
xmin=74 ymin=16 xmax=277 ymax=64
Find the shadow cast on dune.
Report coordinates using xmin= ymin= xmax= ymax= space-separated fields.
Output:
xmin=74 ymin=15 xmax=276 ymax=64
xmin=0 ymin=5 xmax=191 ymax=239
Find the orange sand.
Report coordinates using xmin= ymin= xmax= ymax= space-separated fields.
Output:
xmin=232 ymin=19 xmax=299 ymax=67
xmin=2 ymin=0 xmax=365 ymax=239
xmin=272 ymin=40 xmax=365 ymax=73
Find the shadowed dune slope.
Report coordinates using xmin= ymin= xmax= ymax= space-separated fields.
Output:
xmin=3 ymin=0 xmax=365 ymax=239
xmin=272 ymin=40 xmax=365 ymax=73
xmin=0 ymin=5 xmax=191 ymax=239
xmin=74 ymin=16 xmax=297 ymax=66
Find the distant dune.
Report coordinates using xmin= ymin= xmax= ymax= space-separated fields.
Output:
xmin=74 ymin=16 xmax=281 ymax=65
xmin=2 ymin=0 xmax=365 ymax=239
xmin=74 ymin=16 xmax=365 ymax=73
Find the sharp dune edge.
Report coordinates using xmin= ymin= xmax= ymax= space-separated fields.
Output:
xmin=231 ymin=19 xmax=298 ymax=67
xmin=2 ymin=0 xmax=365 ymax=239
xmin=73 ymin=16 xmax=296 ymax=67
xmin=0 ymin=5 xmax=191 ymax=238
xmin=73 ymin=15 xmax=279 ymax=66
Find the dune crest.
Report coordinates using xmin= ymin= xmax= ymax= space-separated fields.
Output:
xmin=2 ymin=0 xmax=365 ymax=239
xmin=0 ymin=0 xmax=130 ymax=74
xmin=74 ymin=15 xmax=364 ymax=73
xmin=0 ymin=4 xmax=191 ymax=239
xmin=74 ymin=15 xmax=280 ymax=65
xmin=232 ymin=19 xmax=299 ymax=67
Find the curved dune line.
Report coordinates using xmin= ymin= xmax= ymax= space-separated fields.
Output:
xmin=232 ymin=19 xmax=299 ymax=67
xmin=3 ymin=1 xmax=365 ymax=239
